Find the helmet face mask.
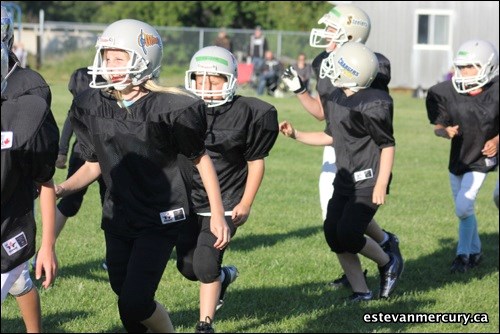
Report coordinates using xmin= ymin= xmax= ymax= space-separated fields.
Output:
xmin=309 ymin=4 xmax=371 ymax=49
xmin=452 ymin=39 xmax=499 ymax=93
xmin=1 ymin=6 xmax=14 ymax=50
xmin=88 ymin=19 xmax=163 ymax=91
xmin=185 ymin=46 xmax=238 ymax=107
xmin=1 ymin=42 xmax=8 ymax=94
xmin=323 ymin=42 xmax=378 ymax=92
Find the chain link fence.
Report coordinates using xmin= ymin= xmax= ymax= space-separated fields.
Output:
xmin=18 ymin=22 xmax=318 ymax=70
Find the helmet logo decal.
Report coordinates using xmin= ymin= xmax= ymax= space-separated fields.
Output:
xmin=97 ymin=36 xmax=114 ymax=46
xmin=347 ymin=15 xmax=369 ymax=28
xmin=137 ymin=29 xmax=161 ymax=55
xmin=338 ymin=57 xmax=359 ymax=77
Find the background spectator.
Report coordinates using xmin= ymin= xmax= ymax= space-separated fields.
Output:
xmin=257 ymin=50 xmax=283 ymax=96
xmin=214 ymin=28 xmax=233 ymax=52
xmin=292 ymin=52 xmax=313 ymax=93
xmin=12 ymin=42 xmax=28 ymax=68
xmin=248 ymin=26 xmax=268 ymax=78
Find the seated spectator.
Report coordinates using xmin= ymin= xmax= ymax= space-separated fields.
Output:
xmin=257 ymin=50 xmax=283 ymax=96
xmin=292 ymin=53 xmax=313 ymax=93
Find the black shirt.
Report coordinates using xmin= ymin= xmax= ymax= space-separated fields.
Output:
xmin=4 ymin=64 xmax=51 ymax=104
xmin=324 ymin=88 xmax=395 ymax=196
xmin=1 ymin=95 xmax=59 ymax=272
xmin=70 ymin=89 xmax=208 ymax=237
xmin=426 ymin=77 xmax=499 ymax=175
xmin=191 ymin=96 xmax=279 ymax=213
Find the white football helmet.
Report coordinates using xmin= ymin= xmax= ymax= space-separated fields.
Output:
xmin=323 ymin=42 xmax=378 ymax=92
xmin=452 ymin=39 xmax=499 ymax=93
xmin=1 ymin=5 xmax=14 ymax=49
xmin=88 ymin=19 xmax=163 ymax=91
xmin=309 ymin=4 xmax=371 ymax=49
xmin=185 ymin=46 xmax=238 ymax=107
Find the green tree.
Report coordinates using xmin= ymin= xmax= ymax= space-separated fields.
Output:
xmin=11 ymin=1 xmax=332 ymax=31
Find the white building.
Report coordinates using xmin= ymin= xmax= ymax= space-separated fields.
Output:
xmin=349 ymin=1 xmax=499 ymax=89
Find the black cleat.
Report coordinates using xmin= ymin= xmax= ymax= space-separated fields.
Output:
xmin=379 ymin=254 xmax=401 ymax=298
xmin=195 ymin=317 xmax=214 ymax=333
xmin=216 ymin=265 xmax=239 ymax=311
xmin=382 ymin=230 xmax=404 ymax=277
xmin=468 ymin=252 xmax=482 ymax=268
xmin=450 ymin=254 xmax=469 ymax=273
xmin=328 ymin=269 xmax=368 ymax=289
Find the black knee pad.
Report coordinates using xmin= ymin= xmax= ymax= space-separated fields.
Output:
xmin=118 ymin=293 xmax=155 ymax=325
xmin=193 ymin=245 xmax=221 ymax=283
xmin=176 ymin=253 xmax=198 ymax=281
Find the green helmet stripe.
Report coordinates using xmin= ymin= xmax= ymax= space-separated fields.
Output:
xmin=195 ymin=56 xmax=228 ymax=66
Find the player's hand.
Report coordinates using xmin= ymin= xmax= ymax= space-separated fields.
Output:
xmin=211 ymin=215 xmax=231 ymax=250
xmin=55 ymin=154 xmax=67 ymax=169
xmin=482 ymin=137 xmax=499 ymax=157
xmin=279 ymin=120 xmax=296 ymax=139
xmin=35 ymin=246 xmax=58 ymax=289
xmin=55 ymin=184 xmax=65 ymax=199
xmin=232 ymin=203 xmax=250 ymax=227
xmin=281 ymin=66 xmax=306 ymax=94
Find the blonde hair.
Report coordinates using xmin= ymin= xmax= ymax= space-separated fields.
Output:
xmin=110 ymin=79 xmax=193 ymax=108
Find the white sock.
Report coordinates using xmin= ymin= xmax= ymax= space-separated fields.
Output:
xmin=220 ymin=269 xmax=226 ymax=283
xmin=379 ymin=232 xmax=389 ymax=246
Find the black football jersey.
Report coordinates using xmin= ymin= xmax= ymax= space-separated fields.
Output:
xmin=324 ymin=88 xmax=395 ymax=196
xmin=426 ymin=76 xmax=499 ymax=175
xmin=1 ymin=95 xmax=59 ymax=272
xmin=191 ymin=96 xmax=279 ymax=213
xmin=3 ymin=66 xmax=51 ymax=105
xmin=70 ymin=89 xmax=207 ymax=237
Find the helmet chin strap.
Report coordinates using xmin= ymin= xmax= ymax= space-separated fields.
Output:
xmin=112 ymin=83 xmax=131 ymax=91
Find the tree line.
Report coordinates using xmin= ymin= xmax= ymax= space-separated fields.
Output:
xmin=10 ymin=1 xmax=331 ymax=31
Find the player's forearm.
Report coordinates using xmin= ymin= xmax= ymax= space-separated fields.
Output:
xmin=240 ymin=159 xmax=265 ymax=208
xmin=294 ymin=130 xmax=333 ymax=146
xmin=57 ymin=161 xmax=101 ymax=197
xmin=38 ymin=179 xmax=56 ymax=249
xmin=297 ymin=93 xmax=325 ymax=121
xmin=376 ymin=146 xmax=395 ymax=188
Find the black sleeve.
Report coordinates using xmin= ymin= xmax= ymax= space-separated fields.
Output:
xmin=245 ymin=107 xmax=279 ymax=161
xmin=68 ymin=67 xmax=93 ymax=97
xmin=362 ymin=99 xmax=395 ymax=149
xmin=371 ymin=53 xmax=391 ymax=93
xmin=58 ymin=115 xmax=74 ymax=155
xmin=426 ymin=86 xmax=450 ymax=126
xmin=26 ymin=104 xmax=59 ymax=183
xmin=69 ymin=100 xmax=98 ymax=162
xmin=172 ymin=101 xmax=208 ymax=161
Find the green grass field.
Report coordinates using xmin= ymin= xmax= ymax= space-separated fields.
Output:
xmin=1 ymin=70 xmax=498 ymax=333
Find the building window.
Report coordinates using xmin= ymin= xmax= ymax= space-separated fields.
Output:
xmin=415 ymin=10 xmax=452 ymax=49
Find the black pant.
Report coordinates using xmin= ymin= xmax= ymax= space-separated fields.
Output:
xmin=323 ymin=192 xmax=379 ymax=254
xmin=104 ymin=226 xmax=179 ymax=332
xmin=176 ymin=214 xmax=236 ymax=283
